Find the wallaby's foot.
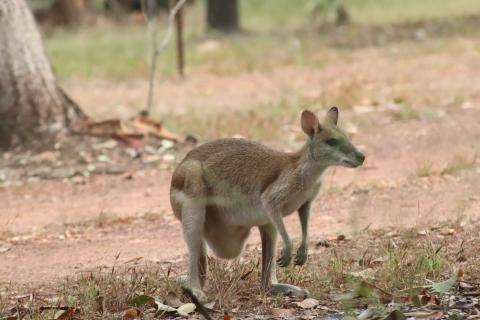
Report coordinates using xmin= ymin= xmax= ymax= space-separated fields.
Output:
xmin=270 ymin=283 xmax=309 ymax=299
xmin=187 ymin=287 xmax=208 ymax=303
xmin=294 ymin=244 xmax=308 ymax=266
xmin=176 ymin=276 xmax=208 ymax=303
xmin=277 ymin=246 xmax=292 ymax=267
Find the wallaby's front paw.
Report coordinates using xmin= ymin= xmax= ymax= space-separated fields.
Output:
xmin=277 ymin=247 xmax=292 ymax=267
xmin=294 ymin=244 xmax=308 ymax=266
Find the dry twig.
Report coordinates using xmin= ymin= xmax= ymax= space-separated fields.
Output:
xmin=141 ymin=0 xmax=188 ymax=115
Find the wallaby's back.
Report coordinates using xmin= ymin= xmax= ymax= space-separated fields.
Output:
xmin=171 ymin=138 xmax=299 ymax=198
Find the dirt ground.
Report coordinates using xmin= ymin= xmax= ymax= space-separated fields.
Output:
xmin=1 ymin=39 xmax=480 ymax=288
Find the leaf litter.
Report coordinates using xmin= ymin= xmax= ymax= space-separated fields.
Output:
xmin=0 ymin=112 xmax=197 ymax=185
xmin=1 ymin=224 xmax=480 ymax=319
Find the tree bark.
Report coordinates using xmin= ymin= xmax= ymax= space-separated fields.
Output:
xmin=52 ymin=0 xmax=89 ymax=26
xmin=33 ymin=0 xmax=90 ymax=27
xmin=207 ymin=0 xmax=239 ymax=32
xmin=0 ymin=0 xmax=85 ymax=148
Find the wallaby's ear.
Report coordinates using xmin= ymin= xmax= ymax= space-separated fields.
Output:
xmin=301 ymin=110 xmax=320 ymax=138
xmin=326 ymin=106 xmax=339 ymax=125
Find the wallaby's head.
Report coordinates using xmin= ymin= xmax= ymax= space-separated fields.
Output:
xmin=301 ymin=107 xmax=365 ymax=168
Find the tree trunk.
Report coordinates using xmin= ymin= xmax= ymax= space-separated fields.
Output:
xmin=0 ymin=0 xmax=84 ymax=148
xmin=52 ymin=0 xmax=89 ymax=26
xmin=207 ymin=0 xmax=239 ymax=32
xmin=33 ymin=0 xmax=90 ymax=27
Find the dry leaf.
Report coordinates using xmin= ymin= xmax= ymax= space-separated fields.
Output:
xmin=403 ymin=310 xmax=443 ymax=319
xmin=417 ymin=230 xmax=427 ymax=236
xmin=177 ymin=303 xmax=196 ymax=316
xmin=123 ymin=308 xmax=140 ymax=319
xmin=294 ymin=298 xmax=319 ymax=309
xmin=271 ymin=308 xmax=295 ymax=318
xmin=349 ymin=268 xmax=375 ymax=280
xmin=440 ymin=228 xmax=455 ymax=236
xmin=358 ymin=307 xmax=374 ymax=320
xmin=131 ymin=114 xmax=179 ymax=141
xmin=0 ymin=244 xmax=11 ymax=254
xmin=55 ymin=308 xmax=75 ymax=320
xmin=369 ymin=256 xmax=386 ymax=267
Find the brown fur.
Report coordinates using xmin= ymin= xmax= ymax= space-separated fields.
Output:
xmin=170 ymin=108 xmax=364 ymax=301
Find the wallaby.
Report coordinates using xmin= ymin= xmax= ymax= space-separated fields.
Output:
xmin=170 ymin=107 xmax=365 ymax=301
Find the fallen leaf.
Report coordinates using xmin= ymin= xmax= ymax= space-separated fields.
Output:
xmin=202 ymin=301 xmax=215 ymax=311
xmin=440 ymin=228 xmax=455 ymax=236
xmin=114 ymin=134 xmax=145 ymax=150
xmin=427 ymin=270 xmax=459 ymax=293
xmin=294 ymin=298 xmax=319 ymax=309
xmin=122 ymin=308 xmax=140 ymax=320
xmin=349 ymin=268 xmax=375 ymax=280
xmin=155 ymin=301 xmax=177 ymax=314
xmin=353 ymin=105 xmax=375 ymax=114
xmin=403 ymin=310 xmax=443 ymax=319
xmin=224 ymin=311 xmax=231 ymax=320
xmin=55 ymin=308 xmax=76 ymax=320
xmin=132 ymin=114 xmax=179 ymax=141
xmin=271 ymin=308 xmax=295 ymax=318
xmin=417 ymin=230 xmax=427 ymax=236
xmin=177 ymin=303 xmax=196 ymax=316
xmin=93 ymin=139 xmax=118 ymax=150
xmin=30 ymin=151 xmax=59 ymax=164
xmin=0 ymin=244 xmax=11 ymax=254
xmin=385 ymin=231 xmax=399 ymax=238
xmin=369 ymin=256 xmax=385 ymax=267
xmin=358 ymin=307 xmax=375 ymax=320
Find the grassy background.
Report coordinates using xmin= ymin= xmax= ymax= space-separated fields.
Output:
xmin=44 ymin=0 xmax=480 ymax=79
xmin=240 ymin=0 xmax=480 ymax=28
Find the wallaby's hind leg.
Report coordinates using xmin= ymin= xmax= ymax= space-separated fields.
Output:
xmin=176 ymin=240 xmax=207 ymax=287
xmin=198 ymin=241 xmax=207 ymax=287
xmin=259 ymin=223 xmax=278 ymax=288
xmin=181 ymin=199 xmax=208 ymax=302
xmin=259 ymin=223 xmax=309 ymax=299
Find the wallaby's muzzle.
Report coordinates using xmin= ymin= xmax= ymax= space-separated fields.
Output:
xmin=355 ymin=151 xmax=365 ymax=165
xmin=342 ymin=151 xmax=365 ymax=168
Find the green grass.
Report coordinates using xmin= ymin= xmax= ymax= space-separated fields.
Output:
xmin=47 ymin=26 xmax=152 ymax=79
xmin=241 ymin=0 xmax=480 ymax=30
xmin=343 ymin=0 xmax=480 ymax=25
xmin=43 ymin=0 xmax=480 ymax=79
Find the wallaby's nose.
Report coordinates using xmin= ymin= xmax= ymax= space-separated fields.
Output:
xmin=356 ymin=152 xmax=365 ymax=165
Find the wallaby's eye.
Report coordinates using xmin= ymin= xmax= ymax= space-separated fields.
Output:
xmin=325 ymin=138 xmax=338 ymax=146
